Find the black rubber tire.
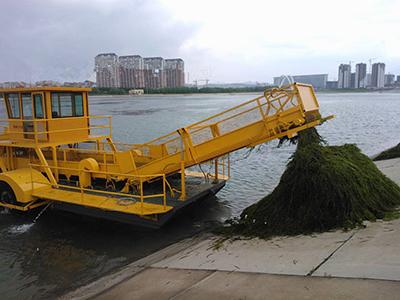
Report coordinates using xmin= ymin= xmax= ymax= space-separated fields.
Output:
xmin=0 ymin=181 xmax=18 ymax=206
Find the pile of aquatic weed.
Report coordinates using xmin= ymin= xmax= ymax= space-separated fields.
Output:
xmin=224 ymin=128 xmax=400 ymax=238
xmin=373 ymin=143 xmax=400 ymax=161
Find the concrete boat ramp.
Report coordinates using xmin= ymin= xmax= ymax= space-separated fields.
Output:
xmin=63 ymin=158 xmax=400 ymax=300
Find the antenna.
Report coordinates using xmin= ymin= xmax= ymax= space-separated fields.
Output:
xmin=193 ymin=79 xmax=210 ymax=87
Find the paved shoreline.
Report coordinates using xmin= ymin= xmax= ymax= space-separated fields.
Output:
xmin=63 ymin=158 xmax=400 ymax=300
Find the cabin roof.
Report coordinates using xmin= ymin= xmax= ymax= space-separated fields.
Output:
xmin=0 ymin=86 xmax=92 ymax=93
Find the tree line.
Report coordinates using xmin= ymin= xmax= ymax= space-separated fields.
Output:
xmin=89 ymin=86 xmax=273 ymax=95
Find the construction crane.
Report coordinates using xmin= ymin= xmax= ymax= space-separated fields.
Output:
xmin=193 ymin=79 xmax=210 ymax=87
xmin=0 ymin=83 xmax=333 ymax=227
xmin=368 ymin=57 xmax=377 ymax=73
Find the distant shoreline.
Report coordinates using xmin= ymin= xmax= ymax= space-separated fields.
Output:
xmin=89 ymin=85 xmax=399 ymax=96
xmin=89 ymin=89 xmax=393 ymax=97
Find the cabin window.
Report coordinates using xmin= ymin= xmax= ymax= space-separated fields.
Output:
xmin=74 ymin=94 xmax=83 ymax=116
xmin=51 ymin=93 xmax=84 ymax=118
xmin=59 ymin=94 xmax=73 ymax=117
xmin=33 ymin=94 xmax=44 ymax=118
xmin=22 ymin=93 xmax=33 ymax=118
xmin=0 ymin=95 xmax=7 ymax=120
xmin=7 ymin=93 xmax=20 ymax=118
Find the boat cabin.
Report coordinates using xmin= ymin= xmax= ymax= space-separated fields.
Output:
xmin=0 ymin=87 xmax=98 ymax=144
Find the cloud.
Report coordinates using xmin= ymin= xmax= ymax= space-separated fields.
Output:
xmin=162 ymin=0 xmax=400 ymax=82
xmin=0 ymin=0 xmax=196 ymax=82
xmin=0 ymin=0 xmax=399 ymax=83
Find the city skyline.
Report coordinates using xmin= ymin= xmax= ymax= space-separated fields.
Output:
xmin=0 ymin=0 xmax=399 ymax=84
xmin=95 ymin=53 xmax=185 ymax=89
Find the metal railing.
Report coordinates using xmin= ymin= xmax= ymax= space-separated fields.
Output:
xmin=0 ymin=115 xmax=112 ymax=144
xmin=28 ymin=163 xmax=169 ymax=214
xmin=130 ymin=85 xmax=300 ymax=158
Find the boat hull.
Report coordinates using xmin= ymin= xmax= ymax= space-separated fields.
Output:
xmin=51 ymin=180 xmax=226 ymax=228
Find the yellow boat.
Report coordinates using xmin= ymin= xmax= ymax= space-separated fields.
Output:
xmin=0 ymin=83 xmax=332 ymax=227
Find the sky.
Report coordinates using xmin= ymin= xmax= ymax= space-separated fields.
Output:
xmin=1 ymin=0 xmax=399 ymax=83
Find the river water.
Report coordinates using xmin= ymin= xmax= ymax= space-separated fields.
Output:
xmin=0 ymin=92 xmax=399 ymax=299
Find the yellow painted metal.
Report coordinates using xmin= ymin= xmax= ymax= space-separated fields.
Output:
xmin=0 ymin=115 xmax=112 ymax=145
xmin=0 ymin=168 xmax=50 ymax=203
xmin=0 ymin=200 xmax=48 ymax=211
xmin=26 ymin=162 xmax=171 ymax=215
xmin=129 ymin=83 xmax=331 ymax=177
xmin=31 ymin=186 xmax=173 ymax=216
xmin=0 ymin=83 xmax=333 ymax=219
xmin=79 ymin=158 xmax=100 ymax=187
xmin=179 ymin=160 xmax=186 ymax=200
xmin=0 ymin=86 xmax=91 ymax=93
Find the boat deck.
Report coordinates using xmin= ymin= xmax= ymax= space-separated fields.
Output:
xmin=33 ymin=175 xmax=226 ymax=228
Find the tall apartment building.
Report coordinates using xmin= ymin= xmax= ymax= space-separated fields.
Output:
xmin=95 ymin=53 xmax=120 ymax=88
xmin=355 ymin=63 xmax=367 ymax=88
xmin=95 ymin=53 xmax=185 ymax=89
xmin=384 ymin=74 xmax=395 ymax=86
xmin=143 ymin=57 xmax=166 ymax=89
xmin=165 ymin=59 xmax=185 ymax=88
xmin=366 ymin=73 xmax=372 ymax=86
xmin=338 ymin=64 xmax=351 ymax=88
xmin=350 ymin=73 xmax=356 ymax=88
xmin=119 ymin=55 xmax=145 ymax=88
xmin=371 ymin=63 xmax=385 ymax=88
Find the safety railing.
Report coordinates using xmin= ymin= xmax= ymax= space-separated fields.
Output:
xmin=54 ymin=146 xmax=117 ymax=165
xmin=28 ymin=163 xmax=169 ymax=214
xmin=187 ymin=154 xmax=231 ymax=181
xmin=0 ymin=115 xmax=112 ymax=144
xmin=131 ymin=85 xmax=300 ymax=158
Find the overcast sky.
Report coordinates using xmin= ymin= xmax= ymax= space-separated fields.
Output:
xmin=1 ymin=0 xmax=399 ymax=83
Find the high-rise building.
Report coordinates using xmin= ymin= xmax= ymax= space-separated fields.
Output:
xmin=94 ymin=53 xmax=120 ymax=88
xmin=338 ymin=64 xmax=351 ymax=88
xmin=371 ymin=63 xmax=385 ymax=88
xmin=384 ymin=74 xmax=395 ymax=87
xmin=95 ymin=53 xmax=185 ymax=89
xmin=165 ymin=59 xmax=185 ymax=88
xmin=397 ymin=75 xmax=400 ymax=83
xmin=355 ymin=63 xmax=367 ymax=88
xmin=143 ymin=57 xmax=166 ymax=89
xmin=119 ymin=55 xmax=145 ymax=88
xmin=366 ymin=73 xmax=372 ymax=87
xmin=350 ymin=72 xmax=356 ymax=88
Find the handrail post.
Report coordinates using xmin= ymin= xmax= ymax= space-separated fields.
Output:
xmin=140 ymin=177 xmax=144 ymax=215
xmin=179 ymin=160 xmax=186 ymax=200
xmin=256 ymin=98 xmax=266 ymax=120
xmin=80 ymin=168 xmax=84 ymax=201
xmin=109 ymin=116 xmax=112 ymax=138
xmin=162 ymin=174 xmax=167 ymax=210
xmin=33 ymin=119 xmax=38 ymax=144
xmin=52 ymin=146 xmax=59 ymax=181
xmin=222 ymin=157 xmax=225 ymax=178
xmin=228 ymin=154 xmax=231 ymax=178
xmin=30 ymin=164 xmax=34 ymax=193
xmin=214 ymin=158 xmax=219 ymax=183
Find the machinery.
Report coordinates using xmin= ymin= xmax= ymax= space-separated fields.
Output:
xmin=0 ymin=83 xmax=332 ymax=227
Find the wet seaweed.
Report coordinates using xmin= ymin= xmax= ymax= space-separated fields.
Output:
xmin=373 ymin=143 xmax=400 ymax=161
xmin=224 ymin=128 xmax=400 ymax=238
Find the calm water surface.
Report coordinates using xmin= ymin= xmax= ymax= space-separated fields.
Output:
xmin=0 ymin=92 xmax=399 ymax=299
